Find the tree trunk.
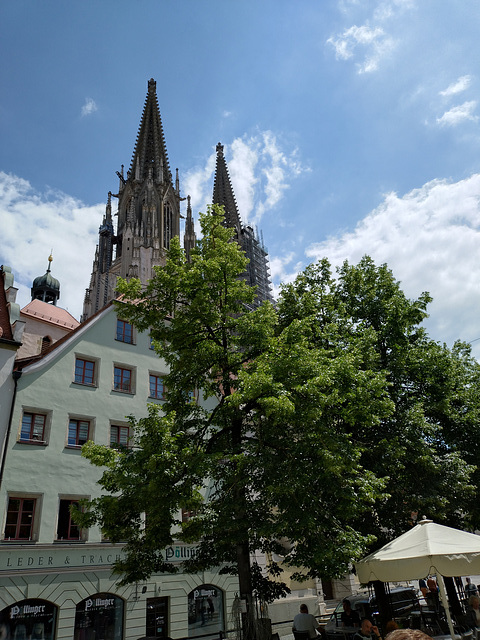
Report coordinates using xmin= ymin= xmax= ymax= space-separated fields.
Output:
xmin=237 ymin=540 xmax=256 ymax=640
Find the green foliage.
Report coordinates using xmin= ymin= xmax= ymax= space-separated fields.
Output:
xmin=280 ymin=256 xmax=480 ymax=547
xmin=79 ymin=206 xmax=480 ymax=603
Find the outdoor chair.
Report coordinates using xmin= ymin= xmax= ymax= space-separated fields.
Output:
xmin=293 ymin=631 xmax=310 ymax=640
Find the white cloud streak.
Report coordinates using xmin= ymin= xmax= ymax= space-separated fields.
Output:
xmin=81 ymin=98 xmax=98 ymax=117
xmin=326 ymin=0 xmax=414 ymax=73
xmin=327 ymin=25 xmax=392 ymax=73
xmin=303 ymin=174 xmax=480 ymax=353
xmin=440 ymin=75 xmax=472 ymax=97
xmin=436 ymin=101 xmax=478 ymax=127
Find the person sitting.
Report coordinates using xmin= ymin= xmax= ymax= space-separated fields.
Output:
xmin=384 ymin=621 xmax=399 ymax=635
xmin=353 ymin=618 xmax=381 ymax=640
xmin=292 ymin=604 xmax=320 ymax=639
xmin=466 ymin=595 xmax=480 ymax=629
xmin=341 ymin=599 xmax=360 ymax=627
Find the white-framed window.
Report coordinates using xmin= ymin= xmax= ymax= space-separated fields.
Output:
xmin=56 ymin=497 xmax=87 ymax=541
xmin=74 ymin=355 xmax=99 ymax=386
xmin=4 ymin=494 xmax=42 ymax=541
xmin=19 ymin=410 xmax=50 ymax=445
xmin=113 ymin=364 xmax=136 ymax=394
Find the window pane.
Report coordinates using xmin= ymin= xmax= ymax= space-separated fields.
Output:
xmin=114 ymin=367 xmax=131 ymax=392
xmin=110 ymin=426 xmax=130 ymax=447
xmin=150 ymin=375 xmax=165 ymax=399
xmin=32 ymin=415 xmax=45 ymax=440
xmin=5 ymin=498 xmax=35 ymax=540
xmin=20 ymin=413 xmax=46 ymax=441
xmin=68 ymin=420 xmax=90 ymax=446
xmin=20 ymin=414 xmax=33 ymax=440
xmin=57 ymin=500 xmax=80 ymax=540
xmin=116 ymin=319 xmax=133 ymax=343
xmin=78 ymin=421 xmax=89 ymax=445
xmin=68 ymin=421 xmax=78 ymax=445
xmin=84 ymin=360 xmax=94 ymax=384
xmin=75 ymin=359 xmax=95 ymax=385
xmin=74 ymin=360 xmax=83 ymax=381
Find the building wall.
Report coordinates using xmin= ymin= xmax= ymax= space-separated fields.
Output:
xmin=0 ymin=553 xmax=238 ymax=640
xmin=0 ymin=304 xmax=234 ymax=639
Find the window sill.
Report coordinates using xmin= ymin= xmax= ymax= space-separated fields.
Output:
xmin=2 ymin=538 xmax=37 ymax=544
xmin=65 ymin=444 xmax=85 ymax=450
xmin=72 ymin=382 xmax=97 ymax=388
xmin=112 ymin=389 xmax=134 ymax=395
xmin=115 ymin=338 xmax=135 ymax=345
xmin=18 ymin=439 xmax=47 ymax=446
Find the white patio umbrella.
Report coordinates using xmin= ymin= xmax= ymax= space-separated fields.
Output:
xmin=355 ymin=518 xmax=480 ymax=639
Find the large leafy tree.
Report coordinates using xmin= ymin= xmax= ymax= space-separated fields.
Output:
xmin=279 ymin=256 xmax=480 ymax=547
xmin=77 ymin=207 xmax=393 ymax=638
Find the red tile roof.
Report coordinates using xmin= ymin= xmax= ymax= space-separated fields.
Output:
xmin=21 ymin=299 xmax=80 ymax=330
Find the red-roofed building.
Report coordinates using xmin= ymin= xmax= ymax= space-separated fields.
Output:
xmin=15 ymin=256 xmax=80 ymax=360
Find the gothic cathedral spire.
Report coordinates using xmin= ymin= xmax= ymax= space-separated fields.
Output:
xmin=82 ymin=79 xmax=183 ymax=320
xmin=212 ymin=143 xmax=273 ymax=307
xmin=212 ymin=142 xmax=242 ymax=238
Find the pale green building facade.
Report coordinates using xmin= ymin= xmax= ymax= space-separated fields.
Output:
xmin=0 ymin=303 xmax=237 ymax=639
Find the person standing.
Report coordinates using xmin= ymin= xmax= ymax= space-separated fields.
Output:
xmin=465 ymin=578 xmax=478 ymax=598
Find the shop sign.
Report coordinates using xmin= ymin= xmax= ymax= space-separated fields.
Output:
xmin=0 ymin=543 xmax=198 ymax=573
xmin=1 ymin=599 xmax=57 ymax=639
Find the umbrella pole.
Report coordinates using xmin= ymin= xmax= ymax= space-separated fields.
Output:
xmin=437 ymin=573 xmax=457 ymax=640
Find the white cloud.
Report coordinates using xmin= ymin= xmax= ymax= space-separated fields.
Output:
xmin=373 ymin=0 xmax=415 ymax=21
xmin=327 ymin=23 xmax=394 ymax=74
xmin=0 ymin=172 xmax=102 ymax=320
xmin=81 ymin=98 xmax=98 ymax=117
xmin=228 ymin=137 xmax=259 ymax=223
xmin=436 ymin=101 xmax=478 ymax=127
xmin=440 ymin=75 xmax=472 ymax=97
xmin=327 ymin=0 xmax=414 ymax=73
xmin=269 ymin=252 xmax=304 ymax=300
xmin=304 ymin=174 xmax=480 ymax=354
xmin=183 ymin=133 xmax=309 ymax=227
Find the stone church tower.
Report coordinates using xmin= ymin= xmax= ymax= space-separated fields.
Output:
xmin=83 ymin=78 xmax=192 ymax=320
xmin=213 ymin=143 xmax=273 ymax=306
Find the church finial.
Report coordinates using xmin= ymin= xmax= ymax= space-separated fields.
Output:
xmin=148 ymin=78 xmax=156 ymax=93
xmin=32 ymin=252 xmax=60 ymax=305
xmin=216 ymin=142 xmax=224 ymax=157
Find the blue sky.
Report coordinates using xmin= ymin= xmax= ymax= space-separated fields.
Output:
xmin=2 ymin=0 xmax=480 ymax=355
